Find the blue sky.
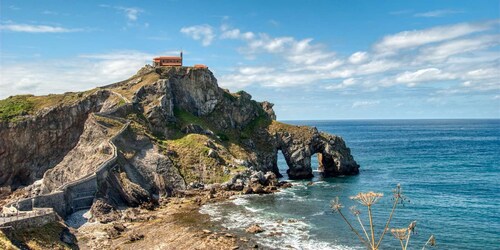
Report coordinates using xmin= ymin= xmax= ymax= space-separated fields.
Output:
xmin=1 ymin=0 xmax=499 ymax=119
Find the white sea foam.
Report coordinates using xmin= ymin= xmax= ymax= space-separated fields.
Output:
xmin=231 ymin=196 xmax=250 ymax=206
xmin=200 ymin=199 xmax=359 ymax=250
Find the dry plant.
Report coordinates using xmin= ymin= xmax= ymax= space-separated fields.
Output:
xmin=331 ymin=184 xmax=435 ymax=250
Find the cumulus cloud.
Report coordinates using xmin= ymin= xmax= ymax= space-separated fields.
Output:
xmin=220 ymin=28 xmax=255 ymax=40
xmin=180 ymin=25 xmax=215 ymax=46
xmin=348 ymin=51 xmax=368 ymax=64
xmin=205 ymin=19 xmax=499 ymax=93
xmin=0 ymin=23 xmax=81 ymax=33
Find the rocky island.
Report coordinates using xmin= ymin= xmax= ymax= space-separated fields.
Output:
xmin=0 ymin=65 xmax=359 ymax=249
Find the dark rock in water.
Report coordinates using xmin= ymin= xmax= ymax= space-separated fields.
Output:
xmin=251 ymin=183 xmax=266 ymax=194
xmin=278 ymin=181 xmax=293 ymax=188
xmin=242 ymin=185 xmax=253 ymax=195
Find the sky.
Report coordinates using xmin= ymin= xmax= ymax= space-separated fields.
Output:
xmin=1 ymin=0 xmax=499 ymax=120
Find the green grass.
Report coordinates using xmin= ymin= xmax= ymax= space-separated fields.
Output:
xmin=223 ymin=91 xmax=237 ymax=102
xmin=241 ymin=113 xmax=271 ymax=139
xmin=0 ymin=90 xmax=97 ymax=122
xmin=164 ymin=133 xmax=237 ymax=184
xmin=0 ymin=95 xmax=35 ymax=122
xmin=173 ymin=107 xmax=209 ymax=128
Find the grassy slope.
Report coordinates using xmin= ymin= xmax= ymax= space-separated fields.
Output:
xmin=111 ymin=71 xmax=160 ymax=100
xmin=0 ymin=89 xmax=97 ymax=122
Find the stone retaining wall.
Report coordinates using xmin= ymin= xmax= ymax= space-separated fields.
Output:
xmin=0 ymin=209 xmax=56 ymax=230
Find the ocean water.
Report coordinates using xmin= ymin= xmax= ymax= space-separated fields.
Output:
xmin=200 ymin=119 xmax=500 ymax=249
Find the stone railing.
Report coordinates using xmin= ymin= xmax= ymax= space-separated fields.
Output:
xmin=0 ymin=208 xmax=54 ymax=224
xmin=2 ymin=117 xmax=130 ymax=218
xmin=0 ymin=208 xmax=56 ymax=230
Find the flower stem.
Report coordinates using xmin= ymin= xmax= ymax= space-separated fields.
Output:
xmin=368 ymin=205 xmax=376 ymax=250
xmin=404 ymin=229 xmax=412 ymax=250
xmin=376 ymin=195 xmax=399 ymax=248
xmin=338 ymin=209 xmax=370 ymax=249
xmin=356 ymin=215 xmax=371 ymax=246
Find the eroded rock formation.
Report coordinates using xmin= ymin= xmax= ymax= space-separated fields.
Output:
xmin=0 ymin=65 xmax=359 ymax=213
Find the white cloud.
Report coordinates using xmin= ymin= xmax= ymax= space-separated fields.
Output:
xmin=216 ymin=27 xmax=338 ymax=66
xmin=298 ymin=60 xmax=343 ymax=71
xmin=238 ymin=67 xmax=274 ymax=75
xmin=0 ymin=23 xmax=80 ymax=33
xmin=418 ymin=35 xmax=500 ymax=62
xmin=118 ymin=7 xmax=142 ymax=21
xmin=395 ymin=68 xmax=455 ymax=84
xmin=356 ymin=60 xmax=400 ymax=75
xmin=325 ymin=78 xmax=357 ymax=90
xmin=464 ymin=67 xmax=500 ymax=80
xmin=211 ymin=19 xmax=499 ymax=93
xmin=348 ymin=51 xmax=368 ymax=64
xmin=414 ymin=9 xmax=463 ymax=18
xmin=352 ymin=100 xmax=380 ymax=108
xmin=99 ymin=5 xmax=143 ymax=22
xmin=374 ymin=21 xmax=494 ymax=54
xmin=180 ymin=25 xmax=215 ymax=46
xmin=0 ymin=51 xmax=154 ymax=99
xmin=220 ymin=28 xmax=254 ymax=40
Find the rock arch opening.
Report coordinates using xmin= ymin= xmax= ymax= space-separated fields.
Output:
xmin=273 ymin=130 xmax=359 ymax=180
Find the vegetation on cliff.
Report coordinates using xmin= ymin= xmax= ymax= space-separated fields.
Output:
xmin=0 ymin=90 xmax=97 ymax=122
xmin=0 ymin=221 xmax=74 ymax=250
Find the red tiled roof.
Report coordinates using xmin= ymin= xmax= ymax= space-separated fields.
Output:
xmin=154 ymin=56 xmax=182 ymax=60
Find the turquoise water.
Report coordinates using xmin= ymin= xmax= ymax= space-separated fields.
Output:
xmin=201 ymin=119 xmax=500 ymax=249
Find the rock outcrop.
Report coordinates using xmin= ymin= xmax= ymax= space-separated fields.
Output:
xmin=0 ymin=90 xmax=110 ymax=189
xmin=0 ymin=65 xmax=359 ymax=213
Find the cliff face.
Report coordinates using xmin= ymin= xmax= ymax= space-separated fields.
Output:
xmin=0 ymin=90 xmax=110 ymax=189
xmin=0 ymin=66 xmax=359 ymax=208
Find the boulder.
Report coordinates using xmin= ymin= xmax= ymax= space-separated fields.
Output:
xmin=90 ymin=198 xmax=120 ymax=223
xmin=246 ymin=224 xmax=264 ymax=234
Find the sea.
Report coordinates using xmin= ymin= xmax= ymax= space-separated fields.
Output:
xmin=200 ymin=119 xmax=500 ymax=249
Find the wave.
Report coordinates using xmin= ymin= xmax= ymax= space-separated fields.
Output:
xmin=200 ymin=200 xmax=358 ymax=250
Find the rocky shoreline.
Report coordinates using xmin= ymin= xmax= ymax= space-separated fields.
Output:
xmin=72 ymin=172 xmax=292 ymax=250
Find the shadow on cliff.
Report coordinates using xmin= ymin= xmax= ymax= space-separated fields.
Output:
xmin=0 ymin=221 xmax=79 ymax=249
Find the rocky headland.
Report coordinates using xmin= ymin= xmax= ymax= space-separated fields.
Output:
xmin=0 ymin=65 xmax=359 ymax=249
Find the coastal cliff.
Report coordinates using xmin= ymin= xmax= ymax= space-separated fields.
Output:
xmin=0 ymin=66 xmax=359 ymax=210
